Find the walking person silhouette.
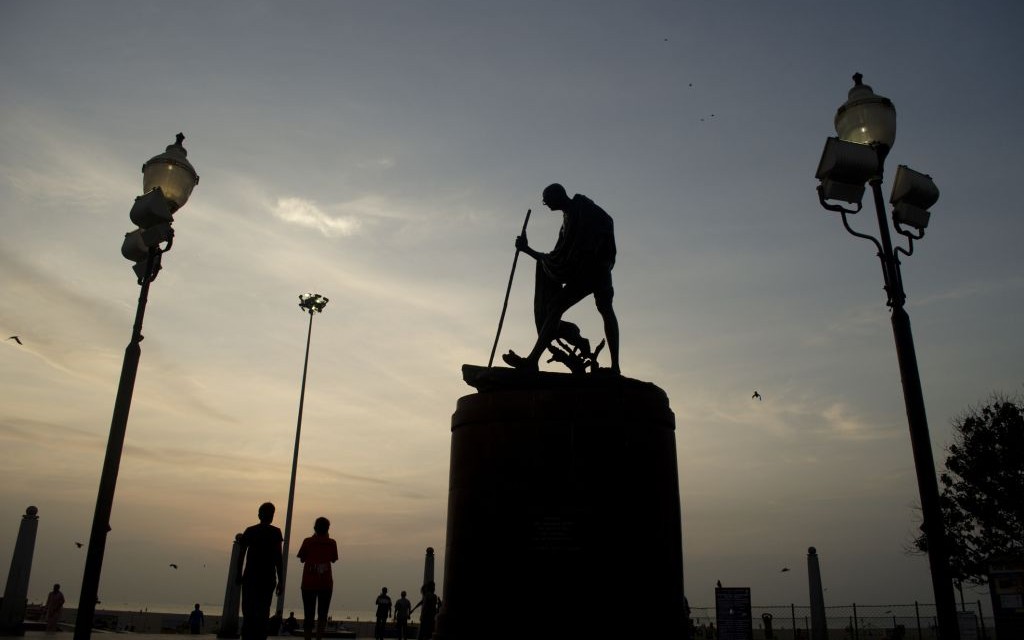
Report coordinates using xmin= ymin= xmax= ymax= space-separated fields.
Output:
xmin=393 ymin=590 xmax=412 ymax=640
xmin=297 ymin=517 xmax=338 ymax=640
xmin=235 ymin=502 xmax=284 ymax=640
xmin=374 ymin=587 xmax=392 ymax=640
xmin=409 ymin=581 xmax=439 ymax=640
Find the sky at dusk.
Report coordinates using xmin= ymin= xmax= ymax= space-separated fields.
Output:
xmin=2 ymin=0 xmax=1023 ymax=620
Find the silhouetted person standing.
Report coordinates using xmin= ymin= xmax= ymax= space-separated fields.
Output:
xmin=297 ymin=517 xmax=338 ymax=640
xmin=374 ymin=587 xmax=392 ymax=640
xmin=189 ymin=603 xmax=205 ymax=634
xmin=393 ymin=590 xmax=412 ymax=640
xmin=503 ymin=183 xmax=620 ymax=374
xmin=409 ymin=581 xmax=439 ymax=640
xmin=44 ymin=584 xmax=64 ymax=634
xmin=236 ymin=502 xmax=284 ymax=640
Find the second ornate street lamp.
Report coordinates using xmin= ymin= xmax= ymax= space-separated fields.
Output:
xmin=75 ymin=135 xmax=199 ymax=640
xmin=275 ymin=293 xmax=329 ymax=623
xmin=814 ymin=75 xmax=958 ymax=640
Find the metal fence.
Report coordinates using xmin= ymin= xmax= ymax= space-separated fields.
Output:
xmin=689 ymin=601 xmax=992 ymax=639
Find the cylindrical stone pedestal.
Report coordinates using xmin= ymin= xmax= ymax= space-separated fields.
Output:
xmin=435 ymin=374 xmax=685 ymax=639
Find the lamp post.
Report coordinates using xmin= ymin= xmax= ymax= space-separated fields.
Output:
xmin=275 ymin=293 xmax=329 ymax=623
xmin=815 ymin=75 xmax=957 ymax=640
xmin=74 ymin=134 xmax=199 ymax=640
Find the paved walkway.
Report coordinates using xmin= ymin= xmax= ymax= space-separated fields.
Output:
xmin=24 ymin=629 xmax=384 ymax=640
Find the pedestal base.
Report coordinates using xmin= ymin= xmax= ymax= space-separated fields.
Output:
xmin=435 ymin=367 xmax=685 ymax=639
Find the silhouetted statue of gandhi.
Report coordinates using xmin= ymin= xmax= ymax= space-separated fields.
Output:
xmin=503 ymin=183 xmax=620 ymax=374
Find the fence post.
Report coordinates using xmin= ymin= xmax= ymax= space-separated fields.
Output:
xmin=791 ymin=603 xmax=796 ymax=639
xmin=852 ymin=603 xmax=858 ymax=640
xmin=976 ymin=599 xmax=987 ymax=640
xmin=914 ymin=601 xmax=922 ymax=640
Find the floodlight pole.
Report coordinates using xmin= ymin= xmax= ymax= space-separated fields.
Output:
xmin=276 ymin=294 xmax=328 ymax=623
xmin=863 ymin=147 xmax=960 ymax=640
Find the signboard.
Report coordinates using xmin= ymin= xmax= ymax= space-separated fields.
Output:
xmin=957 ymin=611 xmax=978 ymax=640
xmin=989 ymin=557 xmax=1024 ymax=640
xmin=715 ymin=587 xmax=753 ymax=640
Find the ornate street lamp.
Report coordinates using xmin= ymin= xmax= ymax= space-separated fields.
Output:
xmin=815 ymin=75 xmax=957 ymax=640
xmin=275 ymin=293 xmax=329 ymax=622
xmin=75 ymin=135 xmax=198 ymax=640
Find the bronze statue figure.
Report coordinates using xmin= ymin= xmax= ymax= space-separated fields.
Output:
xmin=502 ymin=183 xmax=620 ymax=374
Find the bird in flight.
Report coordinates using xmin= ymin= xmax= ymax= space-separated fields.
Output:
xmin=781 ymin=567 xmax=790 ymax=572
xmin=169 ymin=564 xmax=178 ymax=569
xmin=752 ymin=391 xmax=762 ymax=400
xmin=7 ymin=336 xmax=21 ymax=345
xmin=75 ymin=542 xmax=83 ymax=548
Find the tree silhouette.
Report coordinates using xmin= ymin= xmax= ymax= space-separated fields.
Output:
xmin=913 ymin=394 xmax=1024 ymax=585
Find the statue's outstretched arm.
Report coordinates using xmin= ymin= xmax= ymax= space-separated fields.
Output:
xmin=515 ymin=233 xmax=543 ymax=260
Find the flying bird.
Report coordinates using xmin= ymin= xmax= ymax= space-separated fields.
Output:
xmin=752 ymin=391 xmax=762 ymax=400
xmin=7 ymin=336 xmax=21 ymax=345
xmin=781 ymin=567 xmax=790 ymax=572
xmin=75 ymin=542 xmax=83 ymax=548
xmin=169 ymin=564 xmax=178 ymax=569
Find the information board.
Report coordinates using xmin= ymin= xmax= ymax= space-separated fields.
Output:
xmin=715 ymin=587 xmax=753 ymax=640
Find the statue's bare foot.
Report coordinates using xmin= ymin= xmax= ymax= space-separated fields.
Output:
xmin=502 ymin=350 xmax=539 ymax=372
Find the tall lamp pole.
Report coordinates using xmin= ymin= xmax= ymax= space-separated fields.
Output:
xmin=75 ymin=135 xmax=199 ymax=640
xmin=275 ymin=293 xmax=329 ymax=622
xmin=815 ymin=75 xmax=957 ymax=640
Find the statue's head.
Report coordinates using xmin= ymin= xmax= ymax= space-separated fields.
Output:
xmin=542 ymin=183 xmax=570 ymax=210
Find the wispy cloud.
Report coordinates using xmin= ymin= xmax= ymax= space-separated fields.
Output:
xmin=272 ymin=197 xmax=361 ymax=237
xmin=356 ymin=156 xmax=396 ymax=169
xmin=819 ymin=401 xmax=897 ymax=441
xmin=915 ymin=276 xmax=1024 ymax=307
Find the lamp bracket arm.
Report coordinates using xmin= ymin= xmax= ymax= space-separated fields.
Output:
xmin=894 ymin=221 xmax=926 ymax=243
xmin=136 ymin=246 xmax=167 ymax=286
xmin=891 ymin=253 xmax=907 ymax=308
xmin=840 ymin=210 xmax=884 ymax=255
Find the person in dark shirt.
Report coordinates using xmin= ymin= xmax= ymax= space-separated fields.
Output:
xmin=188 ymin=603 xmax=205 ymax=634
xmin=282 ymin=612 xmax=299 ymax=635
xmin=374 ymin=587 xmax=392 ymax=640
xmin=235 ymin=502 xmax=284 ymax=640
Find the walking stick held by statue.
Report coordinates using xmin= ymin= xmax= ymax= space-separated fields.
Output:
xmin=488 ymin=208 xmax=531 ymax=367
